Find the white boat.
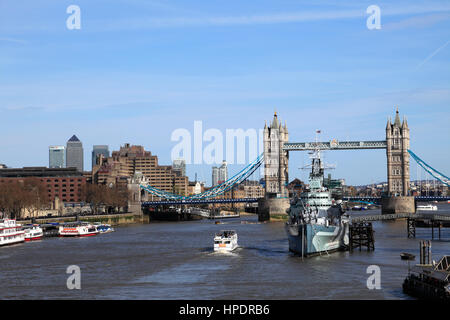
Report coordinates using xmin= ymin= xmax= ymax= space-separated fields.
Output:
xmin=59 ymin=222 xmax=99 ymax=237
xmin=214 ymin=230 xmax=238 ymax=252
xmin=417 ymin=204 xmax=438 ymax=211
xmin=93 ymin=222 xmax=114 ymax=233
xmin=23 ymin=224 xmax=44 ymax=241
xmin=0 ymin=218 xmax=25 ymax=246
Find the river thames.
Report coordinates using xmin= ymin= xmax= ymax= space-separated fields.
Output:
xmin=1 ymin=204 xmax=449 ymax=300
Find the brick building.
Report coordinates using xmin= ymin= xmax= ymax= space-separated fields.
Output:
xmin=92 ymin=144 xmax=188 ymax=197
xmin=0 ymin=167 xmax=86 ymax=203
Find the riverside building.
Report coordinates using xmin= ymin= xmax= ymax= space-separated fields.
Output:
xmin=92 ymin=144 xmax=188 ymax=197
xmin=0 ymin=167 xmax=86 ymax=203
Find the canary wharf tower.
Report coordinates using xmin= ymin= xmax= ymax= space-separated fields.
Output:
xmin=66 ymin=135 xmax=84 ymax=172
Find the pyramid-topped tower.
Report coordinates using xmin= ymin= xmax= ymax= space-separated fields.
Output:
xmin=66 ymin=134 xmax=84 ymax=172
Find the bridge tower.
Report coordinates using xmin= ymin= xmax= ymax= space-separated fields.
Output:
xmin=386 ymin=107 xmax=410 ymax=196
xmin=383 ymin=108 xmax=415 ymax=214
xmin=258 ymin=112 xmax=290 ymax=221
xmin=263 ymin=112 xmax=289 ymax=197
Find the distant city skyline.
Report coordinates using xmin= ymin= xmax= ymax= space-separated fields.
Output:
xmin=1 ymin=1 xmax=449 ymax=186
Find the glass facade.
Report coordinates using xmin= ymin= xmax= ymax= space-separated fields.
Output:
xmin=172 ymin=158 xmax=186 ymax=176
xmin=49 ymin=146 xmax=65 ymax=168
xmin=66 ymin=135 xmax=83 ymax=172
xmin=92 ymin=145 xmax=110 ymax=168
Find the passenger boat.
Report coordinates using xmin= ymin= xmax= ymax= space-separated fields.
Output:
xmin=285 ymin=139 xmax=350 ymax=257
xmin=93 ymin=222 xmax=114 ymax=233
xmin=0 ymin=218 xmax=25 ymax=246
xmin=59 ymin=222 xmax=99 ymax=237
xmin=214 ymin=230 xmax=238 ymax=252
xmin=23 ymin=224 xmax=44 ymax=241
xmin=40 ymin=223 xmax=60 ymax=237
xmin=417 ymin=204 xmax=438 ymax=211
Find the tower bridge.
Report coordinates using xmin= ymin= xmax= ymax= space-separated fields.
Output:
xmin=136 ymin=108 xmax=448 ymax=221
xmin=258 ymin=108 xmax=413 ymax=220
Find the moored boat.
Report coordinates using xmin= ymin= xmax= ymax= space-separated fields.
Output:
xmin=23 ymin=224 xmax=44 ymax=241
xmin=40 ymin=223 xmax=60 ymax=237
xmin=93 ymin=222 xmax=114 ymax=233
xmin=59 ymin=222 xmax=99 ymax=237
xmin=400 ymin=253 xmax=416 ymax=261
xmin=417 ymin=204 xmax=438 ymax=211
xmin=214 ymin=230 xmax=238 ymax=252
xmin=0 ymin=218 xmax=25 ymax=246
xmin=285 ymin=134 xmax=349 ymax=257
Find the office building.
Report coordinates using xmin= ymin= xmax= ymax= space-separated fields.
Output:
xmin=49 ymin=146 xmax=65 ymax=168
xmin=92 ymin=145 xmax=110 ymax=168
xmin=92 ymin=144 xmax=188 ymax=197
xmin=66 ymin=135 xmax=84 ymax=172
xmin=0 ymin=167 xmax=86 ymax=203
xmin=212 ymin=160 xmax=228 ymax=186
xmin=173 ymin=158 xmax=186 ymax=176
xmin=212 ymin=167 xmax=219 ymax=186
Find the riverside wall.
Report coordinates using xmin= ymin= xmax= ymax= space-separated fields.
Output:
xmin=18 ymin=212 xmax=148 ymax=226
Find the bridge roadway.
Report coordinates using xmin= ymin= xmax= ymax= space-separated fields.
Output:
xmin=349 ymin=212 xmax=450 ymax=223
xmin=141 ymin=198 xmax=259 ymax=206
xmin=141 ymin=196 xmax=450 ymax=207
xmin=343 ymin=196 xmax=450 ymax=203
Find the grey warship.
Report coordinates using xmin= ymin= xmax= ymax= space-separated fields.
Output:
xmin=285 ymin=139 xmax=350 ymax=257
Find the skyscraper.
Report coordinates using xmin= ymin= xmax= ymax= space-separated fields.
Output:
xmin=66 ymin=135 xmax=83 ymax=172
xmin=212 ymin=160 xmax=228 ymax=186
xmin=92 ymin=145 xmax=110 ymax=168
xmin=49 ymin=146 xmax=65 ymax=168
xmin=212 ymin=166 xmax=219 ymax=186
xmin=219 ymin=160 xmax=228 ymax=183
xmin=173 ymin=158 xmax=186 ymax=176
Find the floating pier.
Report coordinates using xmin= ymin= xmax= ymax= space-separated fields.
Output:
xmin=407 ymin=214 xmax=450 ymax=240
xmin=402 ymin=241 xmax=450 ymax=301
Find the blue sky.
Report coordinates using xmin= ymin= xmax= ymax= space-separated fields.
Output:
xmin=1 ymin=0 xmax=449 ymax=186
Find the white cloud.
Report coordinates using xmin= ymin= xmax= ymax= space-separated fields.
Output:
xmin=91 ymin=4 xmax=450 ymax=31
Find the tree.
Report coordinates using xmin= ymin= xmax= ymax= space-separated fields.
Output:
xmin=0 ymin=179 xmax=48 ymax=219
xmin=83 ymin=183 xmax=105 ymax=214
xmin=82 ymin=183 xmax=130 ymax=214
xmin=23 ymin=179 xmax=48 ymax=218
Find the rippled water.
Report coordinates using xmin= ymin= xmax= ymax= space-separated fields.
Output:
xmin=1 ymin=204 xmax=449 ymax=300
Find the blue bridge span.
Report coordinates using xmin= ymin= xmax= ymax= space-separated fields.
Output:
xmin=141 ymin=196 xmax=450 ymax=207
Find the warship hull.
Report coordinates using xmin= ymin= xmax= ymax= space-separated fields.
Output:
xmin=286 ymin=222 xmax=349 ymax=257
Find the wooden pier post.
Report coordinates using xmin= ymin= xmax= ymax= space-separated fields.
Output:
xmin=431 ymin=221 xmax=434 ymax=240
xmin=439 ymin=223 xmax=441 ymax=240
xmin=349 ymin=222 xmax=375 ymax=252
xmin=407 ymin=218 xmax=416 ymax=238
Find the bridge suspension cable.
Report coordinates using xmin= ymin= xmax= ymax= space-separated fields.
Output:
xmin=139 ymin=153 xmax=264 ymax=200
xmin=408 ymin=150 xmax=449 ymax=187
